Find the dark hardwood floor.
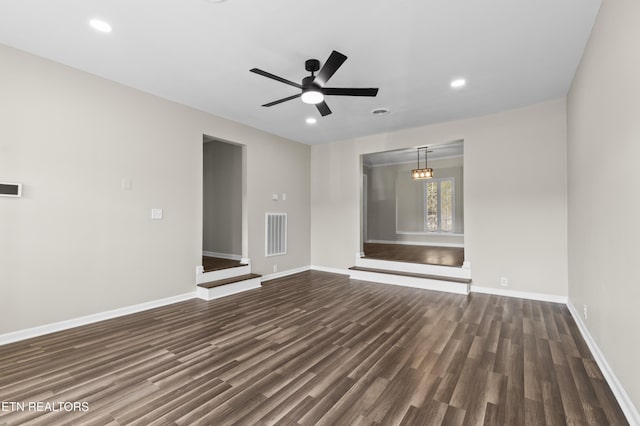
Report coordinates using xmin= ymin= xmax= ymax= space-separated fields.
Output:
xmin=0 ymin=271 xmax=627 ymax=425
xmin=202 ymin=255 xmax=244 ymax=272
xmin=363 ymin=243 xmax=465 ymax=268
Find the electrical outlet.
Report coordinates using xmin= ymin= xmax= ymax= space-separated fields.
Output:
xmin=500 ymin=277 xmax=508 ymax=287
xmin=583 ymin=304 xmax=588 ymax=320
xmin=273 ymin=264 xmax=278 ymax=273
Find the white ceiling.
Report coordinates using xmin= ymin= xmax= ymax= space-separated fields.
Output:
xmin=363 ymin=140 xmax=463 ymax=167
xmin=0 ymin=0 xmax=601 ymax=145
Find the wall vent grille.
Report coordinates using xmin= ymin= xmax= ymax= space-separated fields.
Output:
xmin=265 ymin=213 xmax=287 ymax=256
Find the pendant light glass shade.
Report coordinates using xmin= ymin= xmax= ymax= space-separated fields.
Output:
xmin=411 ymin=168 xmax=434 ymax=179
xmin=411 ymin=147 xmax=434 ymax=180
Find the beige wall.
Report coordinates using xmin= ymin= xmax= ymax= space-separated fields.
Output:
xmin=0 ymin=44 xmax=310 ymax=334
xmin=567 ymin=0 xmax=640 ymax=412
xmin=312 ymin=99 xmax=568 ymax=296
xmin=203 ymin=139 xmax=242 ymax=256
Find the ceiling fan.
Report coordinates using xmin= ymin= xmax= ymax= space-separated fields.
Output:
xmin=250 ymin=50 xmax=379 ymax=117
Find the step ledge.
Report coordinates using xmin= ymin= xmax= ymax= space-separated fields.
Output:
xmin=349 ymin=266 xmax=471 ymax=284
xmin=196 ymin=276 xmax=262 ymax=301
xmin=355 ymin=257 xmax=471 ymax=279
xmin=349 ymin=269 xmax=469 ymax=295
xmin=198 ymin=273 xmax=262 ymax=289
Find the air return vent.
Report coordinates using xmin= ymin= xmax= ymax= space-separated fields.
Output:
xmin=265 ymin=213 xmax=287 ymax=256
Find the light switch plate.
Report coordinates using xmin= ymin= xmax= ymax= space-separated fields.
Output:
xmin=151 ymin=208 xmax=163 ymax=219
xmin=0 ymin=182 xmax=22 ymax=197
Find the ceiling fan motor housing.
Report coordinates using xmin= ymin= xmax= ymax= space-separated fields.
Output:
xmin=305 ymin=59 xmax=320 ymax=73
xmin=302 ymin=75 xmax=318 ymax=90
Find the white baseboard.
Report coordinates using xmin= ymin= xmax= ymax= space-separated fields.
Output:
xmin=310 ymin=265 xmax=351 ymax=275
xmin=567 ymin=302 xmax=640 ymax=425
xmin=261 ymin=266 xmax=311 ymax=282
xmin=470 ymin=285 xmax=567 ymax=304
xmin=365 ymin=239 xmax=464 ymax=248
xmin=202 ymin=251 xmax=243 ymax=261
xmin=0 ymin=292 xmax=196 ymax=347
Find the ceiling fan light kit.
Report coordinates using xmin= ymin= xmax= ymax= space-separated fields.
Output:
xmin=250 ymin=50 xmax=379 ymax=117
xmin=300 ymin=76 xmax=324 ymax=104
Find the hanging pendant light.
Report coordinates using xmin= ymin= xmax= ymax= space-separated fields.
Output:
xmin=411 ymin=146 xmax=434 ymax=180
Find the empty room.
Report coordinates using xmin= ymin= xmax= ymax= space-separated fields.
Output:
xmin=0 ymin=0 xmax=638 ymax=425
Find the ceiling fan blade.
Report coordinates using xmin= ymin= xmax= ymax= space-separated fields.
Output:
xmin=261 ymin=93 xmax=301 ymax=107
xmin=316 ymin=101 xmax=332 ymax=116
xmin=323 ymin=87 xmax=379 ymax=97
xmin=250 ymin=68 xmax=302 ymax=89
xmin=314 ymin=50 xmax=347 ymax=87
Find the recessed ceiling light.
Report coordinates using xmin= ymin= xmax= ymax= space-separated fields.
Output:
xmin=306 ymin=117 xmax=317 ymax=125
xmin=450 ymin=78 xmax=466 ymax=89
xmin=371 ymin=108 xmax=390 ymax=116
xmin=89 ymin=19 xmax=112 ymax=33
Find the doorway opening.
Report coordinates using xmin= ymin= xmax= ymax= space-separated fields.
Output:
xmin=202 ymin=136 xmax=247 ymax=272
xmin=361 ymin=140 xmax=465 ymax=268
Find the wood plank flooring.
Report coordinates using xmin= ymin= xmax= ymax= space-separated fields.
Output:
xmin=363 ymin=243 xmax=465 ymax=268
xmin=202 ymin=256 xmax=244 ymax=272
xmin=0 ymin=271 xmax=627 ymax=425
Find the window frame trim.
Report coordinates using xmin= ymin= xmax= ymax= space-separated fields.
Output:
xmin=423 ymin=177 xmax=456 ymax=233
